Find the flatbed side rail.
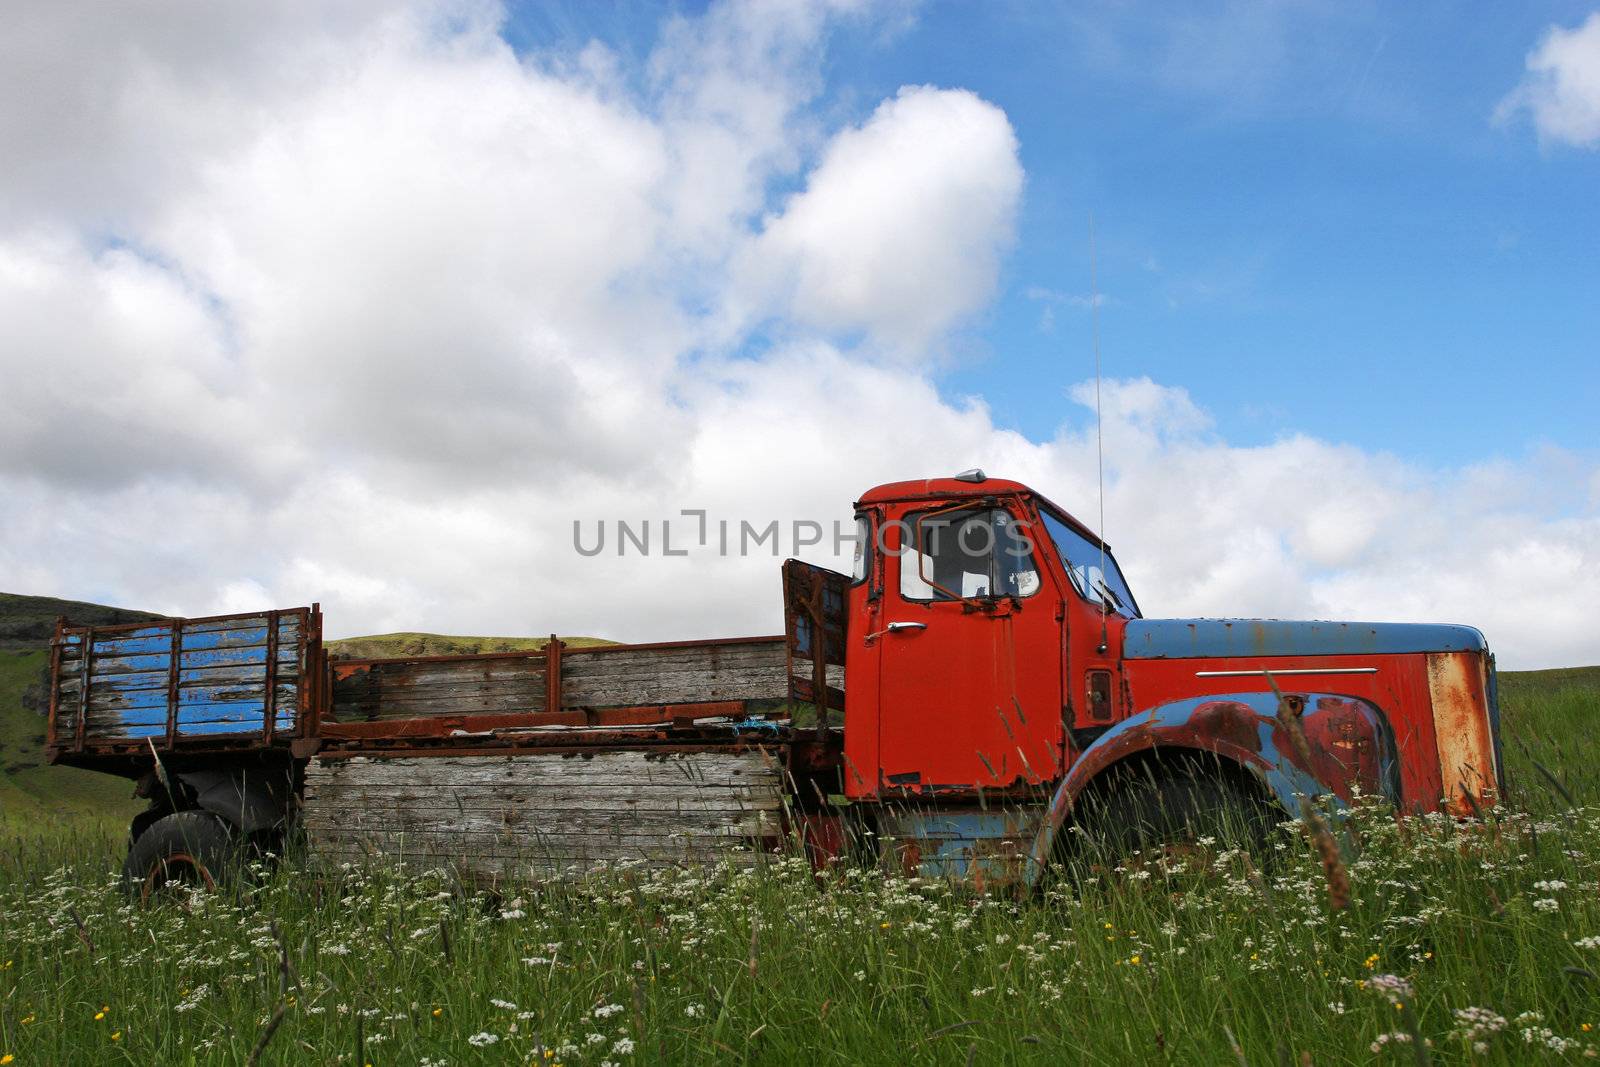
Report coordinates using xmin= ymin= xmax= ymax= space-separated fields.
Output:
xmin=317 ymin=634 xmax=794 ymax=748
xmin=47 ymin=604 xmax=321 ymax=766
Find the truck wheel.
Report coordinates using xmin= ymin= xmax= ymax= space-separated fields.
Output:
xmin=123 ymin=811 xmax=237 ymax=902
xmin=1072 ymin=761 xmax=1276 ymax=878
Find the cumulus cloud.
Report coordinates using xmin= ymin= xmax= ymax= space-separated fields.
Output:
xmin=750 ymin=85 xmax=1023 ymax=353
xmin=0 ymin=0 xmax=1596 ymax=671
xmin=1497 ymin=12 xmax=1600 ymax=148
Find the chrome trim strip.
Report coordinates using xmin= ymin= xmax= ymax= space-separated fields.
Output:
xmin=1194 ymin=667 xmax=1378 ymax=677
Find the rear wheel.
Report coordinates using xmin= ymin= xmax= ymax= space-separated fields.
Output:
xmin=1068 ymin=760 xmax=1278 ymax=880
xmin=123 ymin=811 xmax=237 ymax=902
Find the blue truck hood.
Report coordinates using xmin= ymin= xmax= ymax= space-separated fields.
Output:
xmin=1123 ymin=618 xmax=1488 ymax=660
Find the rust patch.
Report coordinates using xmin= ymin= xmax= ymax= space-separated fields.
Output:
xmin=1427 ymin=652 xmax=1497 ymax=814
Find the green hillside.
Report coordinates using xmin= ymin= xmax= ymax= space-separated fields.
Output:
xmin=0 ymin=591 xmax=164 ymax=649
xmin=0 ymin=592 xmax=612 ymax=829
xmin=0 ymin=594 xmax=164 ymax=828
xmin=326 ymin=631 xmax=613 ymax=660
xmin=0 ymin=648 xmax=144 ymax=830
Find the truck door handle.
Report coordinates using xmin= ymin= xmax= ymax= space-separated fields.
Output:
xmin=865 ymin=621 xmax=927 ymax=643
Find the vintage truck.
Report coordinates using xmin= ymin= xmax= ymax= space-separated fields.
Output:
xmin=45 ymin=471 xmax=1502 ymax=896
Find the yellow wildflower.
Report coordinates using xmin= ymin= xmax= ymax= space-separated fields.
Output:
xmin=20 ymin=1015 xmax=35 ymax=1026
xmin=432 ymin=1007 xmax=443 ymax=1018
xmin=1130 ymin=955 xmax=1141 ymax=966
xmin=94 ymin=1010 xmax=106 ymax=1021
xmin=112 ymin=1031 xmax=122 ymax=1042
xmin=2 ymin=1053 xmax=14 ymax=1064
xmin=1364 ymin=954 xmax=1379 ymax=969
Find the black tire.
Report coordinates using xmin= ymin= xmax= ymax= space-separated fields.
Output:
xmin=123 ymin=811 xmax=237 ymax=902
xmin=1069 ymin=759 xmax=1277 ymax=877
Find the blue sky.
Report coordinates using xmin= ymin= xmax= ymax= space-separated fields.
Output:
xmin=515 ymin=1 xmax=1600 ymax=467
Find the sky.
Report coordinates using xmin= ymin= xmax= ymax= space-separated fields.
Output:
xmin=0 ymin=0 xmax=1596 ymax=668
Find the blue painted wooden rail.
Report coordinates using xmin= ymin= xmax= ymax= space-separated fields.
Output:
xmin=49 ymin=608 xmax=316 ymax=751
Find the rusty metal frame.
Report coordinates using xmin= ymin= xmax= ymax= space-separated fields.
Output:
xmin=262 ymin=609 xmax=280 ymax=745
xmin=164 ymin=619 xmax=183 ymax=749
xmin=544 ymin=634 xmax=562 ymax=714
xmin=74 ymin=625 xmax=92 ymax=754
xmin=316 ymin=699 xmax=753 ymax=743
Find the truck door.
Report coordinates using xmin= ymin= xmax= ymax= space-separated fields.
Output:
xmin=874 ymin=503 xmax=1064 ymax=794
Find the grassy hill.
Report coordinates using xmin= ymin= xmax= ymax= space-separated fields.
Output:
xmin=326 ymin=631 xmax=613 ymax=660
xmin=0 ymin=594 xmax=165 ymax=829
xmin=0 ymin=592 xmax=612 ymax=829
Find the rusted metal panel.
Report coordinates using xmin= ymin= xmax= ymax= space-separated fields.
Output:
xmin=880 ymin=807 xmax=1036 ymax=890
xmin=47 ymin=607 xmax=319 ymax=761
xmin=783 ymin=560 xmax=850 ymax=728
xmin=1427 ymin=651 xmax=1499 ymax=814
xmin=1025 ymin=689 xmax=1402 ymax=885
xmin=317 ymin=700 xmax=752 ymax=743
xmin=1124 ymin=619 xmax=1488 ymax=660
xmin=301 ymin=750 xmax=786 ymax=877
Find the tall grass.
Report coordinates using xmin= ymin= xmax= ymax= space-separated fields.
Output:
xmin=0 ymin=676 xmax=1596 ymax=1065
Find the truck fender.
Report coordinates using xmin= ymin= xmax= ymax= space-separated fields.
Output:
xmin=1024 ymin=691 xmax=1399 ymax=886
xmin=175 ymin=768 xmax=291 ymax=835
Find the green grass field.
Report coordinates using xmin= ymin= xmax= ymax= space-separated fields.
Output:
xmin=3 ymin=590 xmax=1598 ymax=1063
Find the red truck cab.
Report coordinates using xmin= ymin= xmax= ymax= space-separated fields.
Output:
xmin=824 ymin=470 xmax=1501 ymax=879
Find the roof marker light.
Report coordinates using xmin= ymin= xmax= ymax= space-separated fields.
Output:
xmin=954 ymin=468 xmax=987 ymax=483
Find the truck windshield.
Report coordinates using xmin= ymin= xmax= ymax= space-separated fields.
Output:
xmin=899 ymin=507 xmax=1040 ymax=601
xmin=1038 ymin=510 xmax=1140 ymax=618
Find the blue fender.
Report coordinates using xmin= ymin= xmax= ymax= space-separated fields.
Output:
xmin=1024 ymin=691 xmax=1398 ymax=886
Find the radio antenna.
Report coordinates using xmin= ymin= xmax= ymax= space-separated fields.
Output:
xmin=1089 ymin=212 xmax=1109 ymax=654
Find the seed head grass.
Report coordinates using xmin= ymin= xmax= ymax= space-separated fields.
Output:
xmin=0 ymin=673 xmax=1593 ymax=1063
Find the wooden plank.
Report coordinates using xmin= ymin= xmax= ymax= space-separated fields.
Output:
xmin=560 ymin=642 xmax=789 ymax=707
xmin=306 ymin=752 xmax=779 ymax=787
xmin=301 ymin=750 xmax=785 ymax=878
xmin=303 ymin=809 xmax=779 ymax=837
xmin=330 ymin=658 xmax=549 ymax=721
xmin=302 ymin=780 xmax=778 ymax=802
xmin=306 ymin=843 xmax=767 ymax=877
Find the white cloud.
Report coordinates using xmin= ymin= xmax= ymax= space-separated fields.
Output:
xmin=1497 ymin=12 xmax=1600 ymax=148
xmin=749 ymin=85 xmax=1023 ymax=354
xmin=0 ymin=0 xmax=1596 ymax=673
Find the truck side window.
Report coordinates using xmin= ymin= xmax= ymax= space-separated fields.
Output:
xmin=899 ymin=508 xmax=1039 ymax=601
xmin=850 ymin=513 xmax=872 ymax=585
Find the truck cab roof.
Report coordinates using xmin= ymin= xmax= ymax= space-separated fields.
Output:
xmin=855 ymin=474 xmax=1107 ymax=548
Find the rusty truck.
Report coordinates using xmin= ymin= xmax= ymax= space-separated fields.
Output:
xmin=45 ymin=471 xmax=1502 ymax=896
